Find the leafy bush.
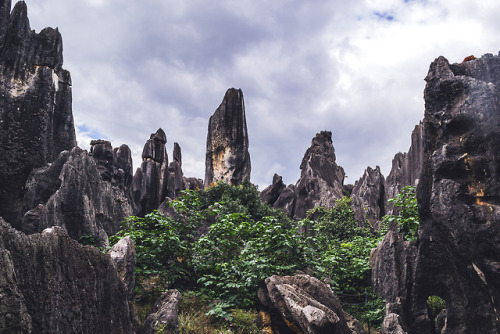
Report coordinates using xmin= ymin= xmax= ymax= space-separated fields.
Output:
xmin=385 ymin=186 xmax=419 ymax=242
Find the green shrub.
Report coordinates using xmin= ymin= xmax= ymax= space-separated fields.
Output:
xmin=385 ymin=186 xmax=419 ymax=242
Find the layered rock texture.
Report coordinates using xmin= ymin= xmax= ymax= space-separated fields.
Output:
xmin=0 ymin=218 xmax=134 ymax=333
xmin=0 ymin=0 xmax=76 ymax=224
xmin=205 ymin=88 xmax=251 ymax=186
xmin=258 ymin=274 xmax=357 ymax=334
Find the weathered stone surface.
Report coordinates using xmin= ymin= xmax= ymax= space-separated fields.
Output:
xmin=0 ymin=218 xmax=133 ymax=333
xmin=18 ymin=147 xmax=133 ymax=247
xmin=370 ymin=230 xmax=417 ymax=332
xmin=385 ymin=124 xmax=423 ymax=214
xmin=412 ymin=54 xmax=500 ymax=333
xmin=259 ymin=273 xmax=355 ymax=334
xmin=167 ymin=142 xmax=186 ymax=199
xmin=205 ymin=88 xmax=251 ymax=187
xmin=133 ymin=128 xmax=169 ymax=216
xmin=273 ymin=184 xmax=296 ymax=217
xmin=141 ymin=289 xmax=181 ymax=334
xmin=109 ymin=235 xmax=136 ymax=299
xmin=0 ymin=1 xmax=76 ymax=223
xmin=293 ymin=131 xmax=345 ymax=219
xmin=260 ymin=173 xmax=286 ymax=207
xmin=351 ymin=165 xmax=385 ymax=227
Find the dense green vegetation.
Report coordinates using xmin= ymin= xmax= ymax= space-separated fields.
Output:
xmin=110 ymin=182 xmax=419 ymax=330
xmin=385 ymin=185 xmax=419 ymax=242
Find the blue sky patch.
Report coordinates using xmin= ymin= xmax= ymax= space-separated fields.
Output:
xmin=77 ymin=124 xmax=107 ymax=141
xmin=374 ymin=11 xmax=395 ymax=21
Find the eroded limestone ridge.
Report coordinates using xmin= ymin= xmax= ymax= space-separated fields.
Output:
xmin=204 ymin=88 xmax=251 ymax=187
xmin=0 ymin=0 xmax=76 ymax=223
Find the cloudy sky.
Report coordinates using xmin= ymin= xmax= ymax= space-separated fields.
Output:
xmin=21 ymin=0 xmax=500 ymax=189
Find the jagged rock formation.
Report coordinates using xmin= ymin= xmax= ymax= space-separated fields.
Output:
xmin=0 ymin=218 xmax=134 ymax=333
xmin=133 ymin=128 xmax=169 ymax=216
xmin=141 ymin=289 xmax=181 ymax=334
xmin=17 ymin=146 xmax=134 ymax=246
xmin=205 ymin=88 xmax=251 ymax=187
xmin=385 ymin=124 xmax=423 ymax=214
xmin=260 ymin=173 xmax=286 ymax=207
xmin=0 ymin=0 xmax=76 ymax=224
xmin=167 ymin=142 xmax=186 ymax=199
xmin=413 ymin=54 xmax=500 ymax=333
xmin=90 ymin=140 xmax=134 ymax=189
xmin=372 ymin=54 xmax=500 ymax=333
xmin=293 ymin=131 xmax=345 ymax=219
xmin=350 ymin=166 xmax=385 ymax=228
xmin=258 ymin=273 xmax=358 ymax=334
xmin=265 ymin=131 xmax=345 ymax=220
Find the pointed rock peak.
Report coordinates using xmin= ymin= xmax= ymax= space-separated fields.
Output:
xmin=300 ymin=130 xmax=336 ymax=171
xmin=151 ymin=128 xmax=167 ymax=144
xmin=142 ymin=128 xmax=167 ymax=162
xmin=9 ymin=1 xmax=30 ymax=33
xmin=205 ymin=88 xmax=250 ymax=186
xmin=173 ymin=142 xmax=181 ymax=166
xmin=425 ymin=56 xmax=454 ymax=82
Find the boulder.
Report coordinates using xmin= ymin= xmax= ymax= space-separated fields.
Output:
xmin=350 ymin=166 xmax=385 ymax=228
xmin=141 ymin=289 xmax=181 ymax=334
xmin=293 ymin=131 xmax=345 ymax=219
xmin=133 ymin=128 xmax=169 ymax=216
xmin=0 ymin=1 xmax=76 ymax=223
xmin=0 ymin=218 xmax=133 ymax=333
xmin=204 ymin=88 xmax=251 ymax=186
xmin=258 ymin=273 xmax=355 ymax=334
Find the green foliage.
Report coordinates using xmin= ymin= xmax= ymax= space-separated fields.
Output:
xmin=109 ymin=211 xmax=198 ymax=286
xmin=427 ymin=295 xmax=446 ymax=315
xmin=307 ymin=197 xmax=368 ymax=243
xmin=307 ymin=198 xmax=385 ymax=327
xmin=78 ymin=234 xmax=97 ymax=246
xmin=385 ymin=186 xmax=419 ymax=242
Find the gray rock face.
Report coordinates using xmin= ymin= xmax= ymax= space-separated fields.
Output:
xmin=0 ymin=218 xmax=133 ymax=333
xmin=141 ymin=289 xmax=181 ymax=334
xmin=293 ymin=131 xmax=345 ymax=219
xmin=273 ymin=184 xmax=296 ymax=217
xmin=90 ymin=140 xmax=134 ymax=189
xmin=260 ymin=173 xmax=286 ymax=207
xmin=351 ymin=166 xmax=385 ymax=228
xmin=133 ymin=128 xmax=169 ymax=216
xmin=412 ymin=54 xmax=500 ymax=333
xmin=205 ymin=88 xmax=251 ymax=187
xmin=258 ymin=274 xmax=355 ymax=334
xmin=370 ymin=230 xmax=417 ymax=332
xmin=109 ymin=236 xmax=136 ymax=299
xmin=18 ymin=147 xmax=133 ymax=247
xmin=167 ymin=142 xmax=187 ymax=199
xmin=0 ymin=1 xmax=76 ymax=223
xmin=385 ymin=124 xmax=423 ymax=214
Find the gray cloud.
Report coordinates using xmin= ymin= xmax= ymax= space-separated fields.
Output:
xmin=22 ymin=0 xmax=500 ymax=189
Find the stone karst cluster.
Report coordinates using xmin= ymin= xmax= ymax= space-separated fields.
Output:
xmin=1 ymin=1 xmax=500 ymax=333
